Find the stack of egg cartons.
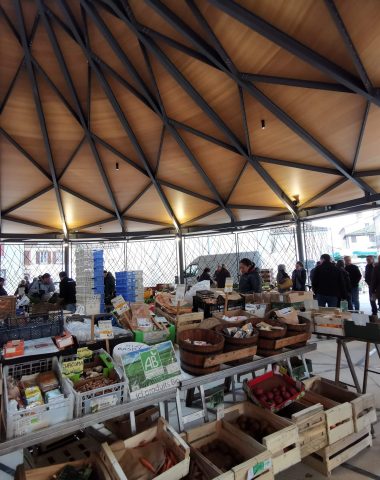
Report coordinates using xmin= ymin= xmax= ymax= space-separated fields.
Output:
xmin=75 ymin=249 xmax=105 ymax=314
xmin=115 ymin=270 xmax=144 ymax=303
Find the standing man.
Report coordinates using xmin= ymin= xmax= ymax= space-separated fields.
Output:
xmin=365 ymin=255 xmax=378 ymax=316
xmin=312 ymin=254 xmax=346 ymax=307
xmin=104 ymin=270 xmax=116 ymax=311
xmin=0 ymin=277 xmax=8 ymax=296
xmin=344 ymin=256 xmax=362 ymax=311
xmin=59 ymin=272 xmax=76 ymax=313
xmin=214 ymin=264 xmax=231 ymax=289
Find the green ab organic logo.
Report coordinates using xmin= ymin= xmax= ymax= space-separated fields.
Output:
xmin=140 ymin=348 xmax=164 ymax=379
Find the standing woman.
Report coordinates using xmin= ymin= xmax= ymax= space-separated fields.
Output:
xmin=277 ymin=264 xmax=292 ymax=292
xmin=371 ymin=256 xmax=380 ymax=312
xmin=292 ymin=261 xmax=307 ymax=291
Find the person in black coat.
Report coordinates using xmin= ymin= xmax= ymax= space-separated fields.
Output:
xmin=344 ymin=256 xmax=362 ymax=311
xmin=0 ymin=277 xmax=7 ymax=296
xmin=336 ymin=260 xmax=351 ymax=304
xmin=292 ymin=261 xmax=307 ymax=291
xmin=214 ymin=264 xmax=231 ymax=289
xmin=365 ymin=255 xmax=379 ymax=316
xmin=104 ymin=270 xmax=116 ymax=308
xmin=59 ymin=272 xmax=76 ymax=313
xmin=198 ymin=267 xmax=213 ymax=283
xmin=312 ymin=254 xmax=346 ymax=307
xmin=239 ymin=258 xmax=262 ymax=294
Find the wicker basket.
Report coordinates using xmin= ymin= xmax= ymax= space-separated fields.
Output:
xmin=178 ymin=328 xmax=224 ymax=353
xmin=215 ymin=319 xmax=259 ymax=346
xmin=286 ymin=316 xmax=311 ymax=333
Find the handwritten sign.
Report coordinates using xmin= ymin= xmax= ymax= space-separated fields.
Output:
xmin=98 ymin=320 xmax=114 ymax=339
xmin=77 ymin=347 xmax=93 ymax=359
xmin=62 ymin=359 xmax=84 ymax=376
xmin=175 ymin=284 xmax=186 ymax=305
xmin=224 ymin=277 xmax=233 ymax=293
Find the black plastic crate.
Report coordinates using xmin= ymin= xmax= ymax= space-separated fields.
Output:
xmin=0 ymin=311 xmax=64 ymax=344
xmin=344 ymin=319 xmax=380 ymax=342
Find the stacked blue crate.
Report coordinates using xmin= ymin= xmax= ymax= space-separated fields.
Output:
xmin=116 ymin=271 xmax=143 ymax=302
xmin=93 ymin=250 xmax=105 ymax=312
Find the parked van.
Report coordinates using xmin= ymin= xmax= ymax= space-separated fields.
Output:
xmin=184 ymin=252 xmax=261 ymax=287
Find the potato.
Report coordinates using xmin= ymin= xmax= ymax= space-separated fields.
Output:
xmin=267 ymin=392 xmax=274 ymax=400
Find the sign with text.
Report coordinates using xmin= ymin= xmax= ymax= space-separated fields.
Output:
xmin=111 ymin=295 xmax=130 ymax=315
xmin=62 ymin=359 xmax=84 ymax=377
xmin=98 ymin=320 xmax=114 ymax=339
xmin=122 ymin=341 xmax=181 ymax=400
xmin=224 ymin=277 xmax=233 ymax=293
xmin=175 ymin=284 xmax=186 ymax=305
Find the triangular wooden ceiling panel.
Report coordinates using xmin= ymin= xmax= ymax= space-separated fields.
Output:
xmin=1 ymin=0 xmax=38 ymax=38
xmin=90 ymin=75 xmax=145 ymax=168
xmin=96 ymin=143 xmax=151 ymax=212
xmin=0 ymin=14 xmax=24 ymax=102
xmin=262 ymin=164 xmax=346 ymax=206
xmin=126 ymin=221 xmax=169 ymax=233
xmin=162 ymin=186 xmax=217 ymax=224
xmin=180 ymin=131 xmax=246 ymax=199
xmin=1 ymin=69 xmax=48 ymax=171
xmin=244 ymin=94 xmax=334 ymax=168
xmin=124 ymin=185 xmax=172 ymax=225
xmin=38 ymin=76 xmax=84 ymax=173
xmin=305 ymin=181 xmax=363 ymax=208
xmin=186 ymin=209 xmax=231 ymax=227
xmin=61 ymin=191 xmax=109 ymax=230
xmin=80 ymin=220 xmax=122 ymax=235
xmin=157 ymin=132 xmax=216 ymax=198
xmin=149 ymin=54 xmax=230 ymax=143
xmin=10 ymin=190 xmax=62 ymax=230
xmin=232 ymin=208 xmax=285 ymax=222
xmin=59 ymin=141 xmax=114 ymax=210
xmin=359 ymin=177 xmax=380 ymax=194
xmin=228 ymin=165 xmax=284 ymax=208
xmin=197 ymin=2 xmax=335 ymax=81
xmin=0 ymin=137 xmax=51 ymax=211
xmin=31 ymin=20 xmax=74 ymax=113
xmin=45 ymin=0 xmax=84 ymax=33
xmin=335 ymin=0 xmax=380 ymax=85
xmin=161 ymin=44 xmax=245 ymax=142
xmin=356 ymin=104 xmax=380 ymax=171
xmin=52 ymin=19 xmax=89 ymax=115
xmin=106 ymin=75 xmax=164 ymax=172
xmin=238 ymin=0 xmax=356 ymax=74
xmin=1 ymin=220 xmax=54 ymax=235
xmin=258 ymin=85 xmax=366 ymax=168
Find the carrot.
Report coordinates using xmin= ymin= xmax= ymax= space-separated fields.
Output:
xmin=139 ymin=457 xmax=156 ymax=473
xmin=168 ymin=450 xmax=177 ymax=465
xmin=164 ymin=457 xmax=173 ymax=471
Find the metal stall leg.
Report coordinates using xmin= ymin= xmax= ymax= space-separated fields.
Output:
xmin=175 ymin=389 xmax=185 ymax=432
xmin=363 ymin=342 xmax=371 ymax=394
xmin=335 ymin=338 xmax=342 ymax=384
xmin=342 ymin=341 xmax=362 ymax=393
xmin=129 ymin=410 xmax=137 ymax=435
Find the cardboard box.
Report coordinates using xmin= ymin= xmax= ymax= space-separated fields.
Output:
xmin=284 ymin=291 xmax=314 ymax=303
xmin=274 ymin=307 xmax=299 ymax=325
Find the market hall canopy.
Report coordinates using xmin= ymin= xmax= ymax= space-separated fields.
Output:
xmin=1 ymin=0 xmax=380 ymax=240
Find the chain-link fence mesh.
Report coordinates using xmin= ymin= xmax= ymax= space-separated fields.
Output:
xmin=0 ymin=243 xmax=64 ymax=294
xmin=0 ymin=223 xmax=333 ymax=293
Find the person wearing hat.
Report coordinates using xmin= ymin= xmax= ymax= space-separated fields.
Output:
xmin=0 ymin=277 xmax=7 ymax=296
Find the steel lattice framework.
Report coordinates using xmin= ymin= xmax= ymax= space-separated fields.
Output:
xmin=1 ymin=0 xmax=380 ymax=241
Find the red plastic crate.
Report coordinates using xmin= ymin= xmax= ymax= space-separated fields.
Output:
xmin=244 ymin=371 xmax=305 ymax=412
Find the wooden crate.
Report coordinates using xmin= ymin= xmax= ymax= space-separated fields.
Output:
xmin=186 ymin=420 xmax=274 ymax=480
xmin=155 ymin=306 xmax=204 ymax=342
xmin=224 ymin=402 xmax=300 ymax=475
xmin=303 ymin=426 xmax=372 ymax=476
xmin=187 ymin=448 xmax=234 ymax=479
xmin=276 ymin=401 xmax=328 ymax=459
xmin=100 ymin=417 xmax=190 ymax=480
xmin=258 ymin=332 xmax=311 ymax=350
xmin=104 ymin=406 xmax=160 ymax=439
xmin=21 ymin=456 xmax=111 ymax=480
xmin=303 ymin=376 xmax=377 ymax=433
xmin=299 ymin=391 xmax=354 ymax=445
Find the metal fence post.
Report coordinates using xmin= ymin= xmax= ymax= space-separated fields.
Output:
xmin=295 ymin=219 xmax=305 ymax=263
xmin=177 ymin=235 xmax=184 ymax=283
xmin=64 ymin=242 xmax=70 ymax=275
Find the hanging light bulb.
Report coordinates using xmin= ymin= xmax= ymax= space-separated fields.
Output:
xmin=115 ymin=162 xmax=119 ymax=171
xmin=261 ymin=119 xmax=266 ymax=129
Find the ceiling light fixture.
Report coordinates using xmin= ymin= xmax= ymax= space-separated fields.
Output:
xmin=261 ymin=119 xmax=266 ymax=129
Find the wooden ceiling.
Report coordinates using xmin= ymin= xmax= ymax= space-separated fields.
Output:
xmin=1 ymin=0 xmax=380 ymax=239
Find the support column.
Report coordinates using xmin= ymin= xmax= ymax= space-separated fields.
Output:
xmin=64 ymin=242 xmax=70 ymax=275
xmin=177 ymin=235 xmax=185 ymax=283
xmin=295 ymin=219 xmax=305 ymax=263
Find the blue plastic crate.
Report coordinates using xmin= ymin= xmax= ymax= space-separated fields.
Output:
xmin=93 ymin=250 xmax=103 ymax=258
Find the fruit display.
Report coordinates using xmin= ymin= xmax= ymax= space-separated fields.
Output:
xmin=235 ymin=415 xmax=276 ymax=443
xmin=198 ymin=440 xmax=245 ymax=472
xmin=244 ymin=371 xmax=304 ymax=412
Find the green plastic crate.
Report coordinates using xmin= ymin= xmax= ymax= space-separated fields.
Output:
xmin=133 ymin=324 xmax=176 ymax=345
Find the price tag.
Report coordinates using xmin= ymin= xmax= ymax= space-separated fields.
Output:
xmin=111 ymin=295 xmax=130 ymax=315
xmin=207 ymin=388 xmax=224 ymax=410
xmin=62 ymin=359 xmax=84 ymax=376
xmin=175 ymin=284 xmax=186 ymax=304
xmin=98 ymin=320 xmax=114 ymax=339
xmin=224 ymin=277 xmax=233 ymax=293
xmin=77 ymin=347 xmax=93 ymax=359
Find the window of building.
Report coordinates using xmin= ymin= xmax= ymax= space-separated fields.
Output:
xmin=53 ymin=251 xmax=63 ymax=264
xmin=36 ymin=251 xmax=51 ymax=264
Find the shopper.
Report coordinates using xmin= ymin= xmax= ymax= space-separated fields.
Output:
xmin=59 ymin=272 xmax=76 ymax=313
xmin=29 ymin=273 xmax=55 ymax=298
xmin=365 ymin=255 xmax=379 ymax=316
xmin=198 ymin=267 xmax=213 ymax=283
xmin=277 ymin=264 xmax=292 ymax=292
xmin=336 ymin=260 xmax=352 ymax=306
xmin=344 ymin=256 xmax=362 ymax=311
xmin=14 ymin=279 xmax=28 ymax=296
xmin=214 ymin=264 xmax=231 ymax=289
xmin=312 ymin=254 xmax=346 ymax=307
xmin=309 ymin=261 xmax=320 ymax=283
xmin=371 ymin=256 xmax=380 ymax=310
xmin=239 ymin=258 xmax=262 ymax=293
xmin=292 ymin=261 xmax=307 ymax=291
xmin=0 ymin=277 xmax=8 ymax=296
xmin=104 ymin=270 xmax=116 ymax=309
